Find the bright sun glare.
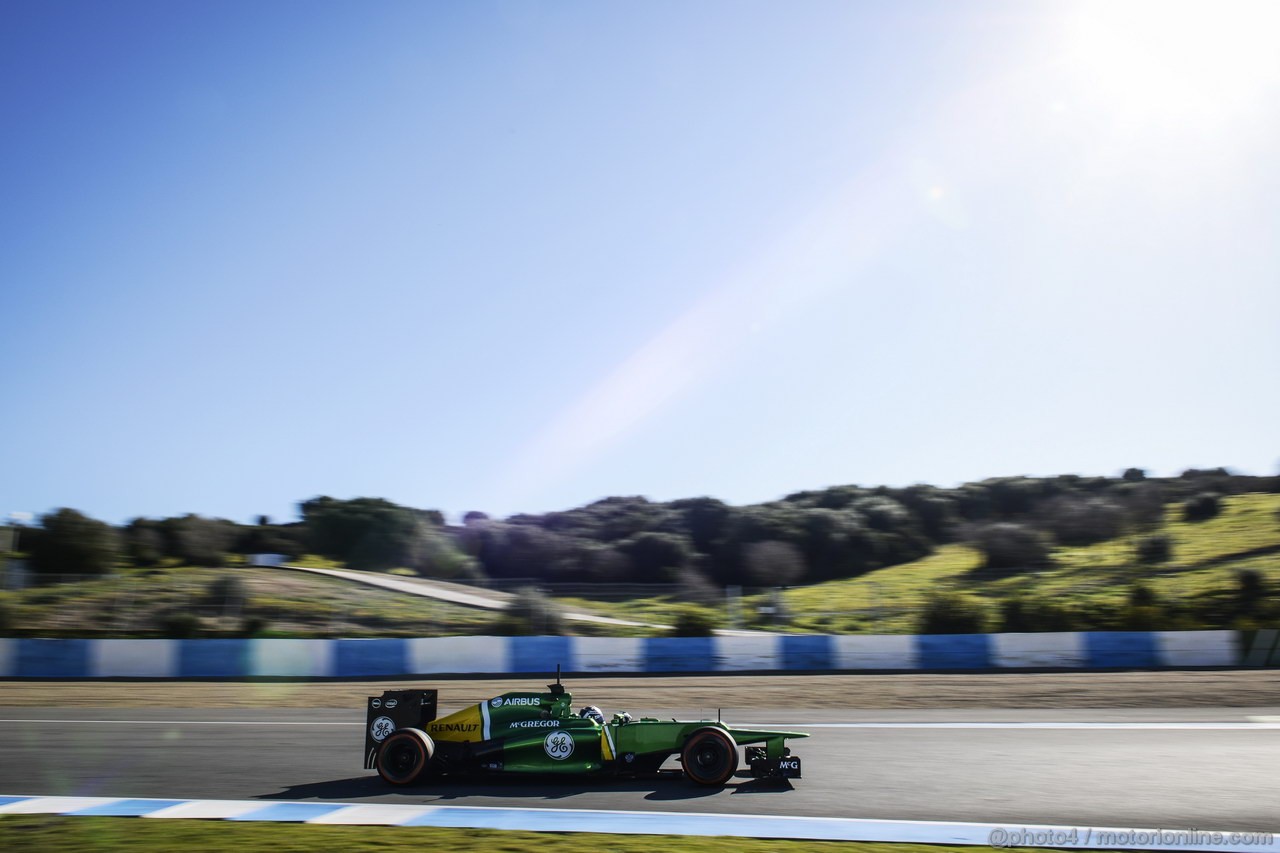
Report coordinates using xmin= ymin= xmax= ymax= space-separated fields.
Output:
xmin=1064 ymin=0 xmax=1280 ymax=124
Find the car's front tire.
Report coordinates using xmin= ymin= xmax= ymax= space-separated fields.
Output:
xmin=681 ymin=727 xmax=737 ymax=786
xmin=376 ymin=728 xmax=435 ymax=785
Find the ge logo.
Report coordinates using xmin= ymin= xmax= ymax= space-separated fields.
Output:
xmin=370 ymin=716 xmax=396 ymax=742
xmin=543 ymin=731 xmax=574 ymax=760
xmin=490 ymin=697 xmax=503 ymax=708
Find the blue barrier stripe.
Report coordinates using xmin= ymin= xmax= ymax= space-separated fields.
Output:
xmin=644 ymin=637 xmax=715 ymax=672
xmin=508 ymin=636 xmax=575 ymax=673
xmin=1085 ymin=632 xmax=1159 ymax=668
xmin=178 ymin=639 xmax=250 ymax=678
xmin=0 ymin=796 xmax=31 ymax=807
xmin=334 ymin=639 xmax=406 ymax=677
xmin=780 ymin=634 xmax=834 ymax=670
xmin=227 ymin=802 xmax=349 ymax=822
xmin=16 ymin=639 xmax=90 ymax=678
xmin=69 ymin=799 xmax=185 ymax=817
xmin=916 ymin=634 xmax=992 ymax=669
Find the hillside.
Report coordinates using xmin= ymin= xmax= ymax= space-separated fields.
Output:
xmin=778 ymin=492 xmax=1280 ymax=633
xmin=554 ymin=493 xmax=1280 ymax=635
xmin=3 ymin=477 xmax=1278 ymax=638
xmin=0 ymin=564 xmax=497 ymax=639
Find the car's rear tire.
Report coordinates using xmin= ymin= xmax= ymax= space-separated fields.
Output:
xmin=681 ymin=727 xmax=737 ymax=786
xmin=376 ymin=728 xmax=435 ymax=785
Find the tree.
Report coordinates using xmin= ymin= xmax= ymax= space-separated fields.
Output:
xmin=1118 ymin=481 xmax=1167 ymax=532
xmin=233 ymin=521 xmax=297 ymax=557
xmin=853 ymin=496 xmax=912 ymax=532
xmin=300 ymin=496 xmax=433 ymax=571
xmin=123 ymin=518 xmax=164 ymax=566
xmin=670 ymin=497 xmax=733 ymax=554
xmin=1136 ymin=534 xmax=1173 ymax=564
xmin=163 ymin=514 xmax=237 ymax=566
xmin=491 ymin=587 xmax=566 ymax=635
xmin=28 ymin=508 xmax=120 ymax=578
xmin=743 ymin=540 xmax=806 ymax=587
xmin=792 ymin=508 xmax=871 ymax=581
xmin=546 ymin=543 xmax=630 ymax=583
xmin=1040 ymin=496 xmax=1126 ymax=546
xmin=669 ymin=604 xmax=721 ymax=636
xmin=917 ymin=592 xmax=989 ymax=633
xmin=1238 ymin=569 xmax=1266 ymax=612
xmin=969 ymin=523 xmax=1051 ymax=573
xmin=617 ymin=532 xmax=690 ymax=582
xmin=999 ymin=596 xmax=1080 ymax=632
xmin=409 ymin=524 xmax=482 ymax=580
xmin=1182 ymin=493 xmax=1222 ymax=522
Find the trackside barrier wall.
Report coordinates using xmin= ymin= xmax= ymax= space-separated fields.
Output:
xmin=0 ymin=630 xmax=1252 ymax=678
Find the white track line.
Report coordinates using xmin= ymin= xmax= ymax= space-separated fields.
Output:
xmin=0 ymin=795 xmax=1275 ymax=850
xmin=142 ymin=800 xmax=271 ymax=819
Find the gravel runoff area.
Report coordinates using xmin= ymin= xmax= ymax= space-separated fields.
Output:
xmin=1 ymin=670 xmax=1277 ymax=709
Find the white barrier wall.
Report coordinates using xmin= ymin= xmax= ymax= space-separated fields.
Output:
xmin=715 ymin=635 xmax=780 ymax=671
xmin=89 ymin=639 xmax=177 ymax=678
xmin=0 ymin=630 xmax=1249 ymax=677
xmin=833 ymin=634 xmax=918 ymax=670
xmin=573 ymin=637 xmax=646 ymax=673
xmin=991 ymin=632 xmax=1089 ymax=668
xmin=251 ymin=639 xmax=333 ymax=677
xmin=407 ymin=636 xmax=507 ymax=674
xmin=1155 ymin=630 xmax=1235 ymax=667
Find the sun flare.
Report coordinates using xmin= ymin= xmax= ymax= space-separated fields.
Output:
xmin=1063 ymin=0 xmax=1280 ymax=124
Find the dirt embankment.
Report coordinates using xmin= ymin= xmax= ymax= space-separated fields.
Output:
xmin=1 ymin=670 xmax=1277 ymax=709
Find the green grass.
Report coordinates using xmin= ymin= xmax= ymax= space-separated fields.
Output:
xmin=0 ymin=816 xmax=1057 ymax=853
xmin=283 ymin=554 xmax=345 ymax=569
xmin=0 ymin=565 xmax=500 ymax=639
xmin=553 ymin=594 xmax=681 ymax=631
xmin=777 ymin=493 xmax=1280 ymax=633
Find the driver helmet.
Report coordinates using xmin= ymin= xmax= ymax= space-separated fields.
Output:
xmin=578 ymin=705 xmax=604 ymax=725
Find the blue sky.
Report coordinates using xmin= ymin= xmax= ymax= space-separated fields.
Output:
xmin=2 ymin=0 xmax=1277 ymax=526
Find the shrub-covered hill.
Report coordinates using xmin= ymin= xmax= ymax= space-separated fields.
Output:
xmin=2 ymin=488 xmax=1278 ymax=638
xmin=8 ymin=467 xmax=1278 ymax=597
xmin=450 ymin=467 xmax=1276 ymax=591
xmin=773 ymin=492 xmax=1280 ymax=634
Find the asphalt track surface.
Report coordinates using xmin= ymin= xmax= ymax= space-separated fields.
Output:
xmin=2 ymin=706 xmax=1278 ymax=833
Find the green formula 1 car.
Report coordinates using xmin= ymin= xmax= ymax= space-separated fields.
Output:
xmin=363 ymin=671 xmax=807 ymax=787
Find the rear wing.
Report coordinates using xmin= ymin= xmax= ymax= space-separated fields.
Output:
xmin=364 ymin=689 xmax=439 ymax=769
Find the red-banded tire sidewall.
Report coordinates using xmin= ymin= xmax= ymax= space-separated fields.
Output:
xmin=376 ymin=728 xmax=435 ymax=785
xmin=681 ymin=727 xmax=738 ymax=786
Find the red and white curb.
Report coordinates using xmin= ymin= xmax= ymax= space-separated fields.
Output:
xmin=0 ymin=795 xmax=1275 ymax=850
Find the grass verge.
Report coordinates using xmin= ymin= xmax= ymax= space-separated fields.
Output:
xmin=0 ymin=565 xmax=497 ymax=639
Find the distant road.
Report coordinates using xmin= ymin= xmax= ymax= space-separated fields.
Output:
xmin=277 ymin=565 xmax=770 ymax=636
xmin=280 ymin=565 xmax=662 ymax=629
